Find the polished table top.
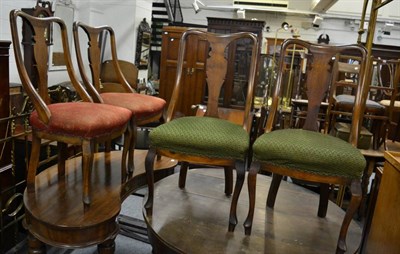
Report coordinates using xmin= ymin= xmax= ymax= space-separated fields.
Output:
xmin=144 ymin=168 xmax=362 ymax=254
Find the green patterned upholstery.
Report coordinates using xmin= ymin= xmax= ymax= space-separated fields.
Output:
xmin=149 ymin=116 xmax=249 ymax=160
xmin=253 ymin=129 xmax=366 ymax=179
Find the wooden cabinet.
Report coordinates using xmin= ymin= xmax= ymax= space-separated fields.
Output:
xmin=364 ymin=151 xmax=400 ymax=254
xmin=159 ymin=26 xmax=207 ymax=117
xmin=22 ymin=1 xmax=53 ymax=86
xmin=0 ymin=41 xmax=11 ymax=171
xmin=159 ymin=19 xmax=265 ymax=115
xmin=207 ymin=17 xmax=265 ymax=109
xmin=0 ymin=40 xmax=22 ymax=254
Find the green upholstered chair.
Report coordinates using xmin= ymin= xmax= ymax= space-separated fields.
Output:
xmin=73 ymin=22 xmax=166 ymax=173
xmin=244 ymin=39 xmax=368 ymax=253
xmin=9 ymin=10 xmax=132 ymax=205
xmin=144 ymin=29 xmax=259 ymax=233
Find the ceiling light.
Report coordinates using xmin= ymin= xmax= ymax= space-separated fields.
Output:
xmin=237 ymin=9 xmax=245 ymax=19
xmin=192 ymin=0 xmax=206 ymax=14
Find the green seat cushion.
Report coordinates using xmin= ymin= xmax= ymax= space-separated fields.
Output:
xmin=253 ymin=129 xmax=366 ymax=179
xmin=149 ymin=116 xmax=249 ymax=160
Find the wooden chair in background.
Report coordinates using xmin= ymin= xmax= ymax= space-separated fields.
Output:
xmin=376 ymin=59 xmax=400 ymax=142
xmin=245 ymin=39 xmax=368 ymax=253
xmin=100 ymin=59 xmax=139 ymax=93
xmin=9 ymin=9 xmax=132 ymax=206
xmin=144 ymin=29 xmax=259 ymax=233
xmin=73 ymin=22 xmax=166 ymax=173
xmin=327 ymin=56 xmax=395 ymax=150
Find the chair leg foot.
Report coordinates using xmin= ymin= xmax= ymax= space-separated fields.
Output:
xmin=228 ymin=222 xmax=236 ymax=232
xmin=244 ymin=225 xmax=252 ymax=236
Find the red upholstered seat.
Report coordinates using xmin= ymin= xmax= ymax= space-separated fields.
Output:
xmin=101 ymin=93 xmax=166 ymax=121
xmin=30 ymin=102 xmax=132 ymax=138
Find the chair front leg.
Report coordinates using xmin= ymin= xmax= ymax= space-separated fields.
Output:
xmin=144 ymin=148 xmax=157 ymax=216
xmin=228 ymin=160 xmax=246 ymax=232
xmin=27 ymin=134 xmax=41 ymax=192
xmin=82 ymin=140 xmax=95 ymax=205
xmin=336 ymin=180 xmax=362 ymax=254
xmin=244 ymin=161 xmax=260 ymax=235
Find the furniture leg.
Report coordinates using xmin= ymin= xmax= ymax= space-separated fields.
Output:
xmin=121 ymin=122 xmax=132 ymax=181
xmin=224 ymin=166 xmax=233 ymax=196
xmin=359 ymin=157 xmax=376 ymax=220
xmin=82 ymin=140 xmax=95 ymax=205
xmin=97 ymin=238 xmax=115 ymax=254
xmin=336 ymin=180 xmax=362 ymax=254
xmin=144 ymin=148 xmax=157 ymax=216
xmin=318 ymin=183 xmax=330 ymax=218
xmin=57 ymin=142 xmax=67 ymax=180
xmin=244 ymin=161 xmax=260 ymax=235
xmin=128 ymin=117 xmax=137 ymax=174
xmin=267 ymin=174 xmax=283 ymax=208
xmin=228 ymin=160 xmax=245 ymax=232
xmin=27 ymin=134 xmax=41 ymax=192
xmin=178 ymin=161 xmax=189 ymax=189
xmin=28 ymin=232 xmax=46 ymax=254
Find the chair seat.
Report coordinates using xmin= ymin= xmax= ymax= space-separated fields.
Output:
xmin=253 ymin=129 xmax=366 ymax=178
xmin=30 ymin=102 xmax=132 ymax=138
xmin=336 ymin=94 xmax=385 ymax=111
xmin=379 ymin=99 xmax=400 ymax=109
xmin=101 ymin=93 xmax=166 ymax=120
xmin=149 ymin=117 xmax=249 ymax=160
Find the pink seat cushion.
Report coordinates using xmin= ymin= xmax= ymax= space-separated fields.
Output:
xmin=30 ymin=102 xmax=132 ymax=138
xmin=101 ymin=93 xmax=166 ymax=120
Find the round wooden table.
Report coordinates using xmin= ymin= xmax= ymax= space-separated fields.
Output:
xmin=143 ymin=168 xmax=362 ymax=254
xmin=24 ymin=150 xmax=176 ymax=253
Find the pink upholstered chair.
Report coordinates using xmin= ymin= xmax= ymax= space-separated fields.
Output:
xmin=9 ymin=9 xmax=132 ymax=205
xmin=73 ymin=22 xmax=166 ymax=173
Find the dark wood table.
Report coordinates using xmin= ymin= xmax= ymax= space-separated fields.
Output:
xmin=24 ymin=150 xmax=176 ymax=253
xmin=144 ymin=168 xmax=363 ymax=254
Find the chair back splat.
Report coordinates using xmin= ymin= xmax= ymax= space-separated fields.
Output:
xmin=246 ymin=38 xmax=368 ymax=253
xmin=145 ymin=29 xmax=259 ymax=235
xmin=166 ymin=30 xmax=258 ymax=132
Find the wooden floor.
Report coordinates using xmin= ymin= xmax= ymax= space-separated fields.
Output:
xmin=143 ymin=168 xmax=363 ymax=254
